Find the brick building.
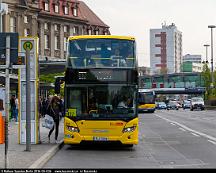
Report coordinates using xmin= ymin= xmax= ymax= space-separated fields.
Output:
xmin=1 ymin=0 xmax=110 ymax=60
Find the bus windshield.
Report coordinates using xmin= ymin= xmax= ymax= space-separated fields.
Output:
xmin=66 ymin=85 xmax=137 ymax=120
xmin=138 ymin=92 xmax=155 ymax=104
xmin=67 ymin=39 xmax=135 ymax=68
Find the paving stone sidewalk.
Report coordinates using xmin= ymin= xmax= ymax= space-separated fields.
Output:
xmin=0 ymin=118 xmax=64 ymax=169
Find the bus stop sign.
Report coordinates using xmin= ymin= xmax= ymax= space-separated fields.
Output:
xmin=23 ymin=41 xmax=33 ymax=51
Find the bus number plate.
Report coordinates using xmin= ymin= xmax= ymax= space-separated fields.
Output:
xmin=93 ymin=137 xmax=108 ymax=141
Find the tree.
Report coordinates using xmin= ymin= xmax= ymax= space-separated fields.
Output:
xmin=39 ymin=72 xmax=64 ymax=96
xmin=201 ymin=63 xmax=211 ymax=100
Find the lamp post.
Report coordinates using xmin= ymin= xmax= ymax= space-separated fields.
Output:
xmin=204 ymin=44 xmax=210 ymax=63
xmin=208 ymin=25 xmax=216 ymax=87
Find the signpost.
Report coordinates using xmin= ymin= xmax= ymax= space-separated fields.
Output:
xmin=0 ymin=33 xmax=18 ymax=168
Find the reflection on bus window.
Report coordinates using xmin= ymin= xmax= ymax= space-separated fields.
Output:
xmin=67 ymin=39 xmax=135 ymax=68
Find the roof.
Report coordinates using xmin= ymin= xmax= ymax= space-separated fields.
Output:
xmin=68 ymin=35 xmax=135 ymax=41
xmin=78 ymin=1 xmax=109 ymax=28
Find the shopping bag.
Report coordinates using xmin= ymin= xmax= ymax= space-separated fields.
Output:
xmin=42 ymin=114 xmax=54 ymax=129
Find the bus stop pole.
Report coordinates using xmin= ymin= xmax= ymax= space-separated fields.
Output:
xmin=26 ymin=48 xmax=31 ymax=151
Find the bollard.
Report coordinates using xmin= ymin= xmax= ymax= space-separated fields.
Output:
xmin=0 ymin=111 xmax=5 ymax=144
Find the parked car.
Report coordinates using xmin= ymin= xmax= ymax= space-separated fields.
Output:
xmin=157 ymin=102 xmax=167 ymax=110
xmin=183 ymin=100 xmax=191 ymax=109
xmin=190 ymin=97 xmax=205 ymax=111
xmin=167 ymin=101 xmax=179 ymax=110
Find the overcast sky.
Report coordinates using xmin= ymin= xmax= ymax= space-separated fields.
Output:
xmin=83 ymin=0 xmax=216 ymax=67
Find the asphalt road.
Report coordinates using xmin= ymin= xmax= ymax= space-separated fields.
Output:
xmin=43 ymin=109 xmax=216 ymax=168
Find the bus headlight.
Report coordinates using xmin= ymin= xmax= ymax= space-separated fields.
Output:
xmin=122 ymin=126 xmax=136 ymax=133
xmin=66 ymin=126 xmax=79 ymax=133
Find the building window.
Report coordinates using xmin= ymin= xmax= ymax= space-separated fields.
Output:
xmin=24 ymin=28 xmax=30 ymax=36
xmin=54 ymin=36 xmax=60 ymax=50
xmin=54 ymin=4 xmax=59 ymax=13
xmin=73 ymin=26 xmax=79 ymax=35
xmin=54 ymin=24 xmax=59 ymax=31
xmin=64 ymin=6 xmax=69 ymax=15
xmin=44 ymin=35 xmax=50 ymax=49
xmin=88 ymin=29 xmax=92 ymax=35
xmin=72 ymin=7 xmax=78 ymax=16
xmin=44 ymin=2 xmax=49 ymax=11
xmin=64 ymin=25 xmax=68 ymax=33
xmin=81 ymin=28 xmax=84 ymax=35
xmin=44 ymin=23 xmax=48 ymax=30
xmin=64 ymin=37 xmax=68 ymax=51
xmin=95 ymin=30 xmax=99 ymax=35
xmin=24 ymin=16 xmax=28 ymax=24
xmin=10 ymin=17 xmax=16 ymax=32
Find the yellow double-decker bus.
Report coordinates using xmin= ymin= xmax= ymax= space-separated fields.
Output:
xmin=63 ymin=35 xmax=138 ymax=147
xmin=138 ymin=89 xmax=156 ymax=113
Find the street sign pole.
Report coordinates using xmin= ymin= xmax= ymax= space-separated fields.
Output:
xmin=26 ymin=48 xmax=31 ymax=151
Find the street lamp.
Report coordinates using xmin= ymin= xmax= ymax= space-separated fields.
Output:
xmin=203 ymin=44 xmax=210 ymax=63
xmin=208 ymin=25 xmax=216 ymax=87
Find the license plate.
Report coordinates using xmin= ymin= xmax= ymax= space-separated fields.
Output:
xmin=93 ymin=137 xmax=108 ymax=141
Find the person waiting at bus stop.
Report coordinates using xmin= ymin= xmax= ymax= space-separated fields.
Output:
xmin=47 ymin=96 xmax=62 ymax=144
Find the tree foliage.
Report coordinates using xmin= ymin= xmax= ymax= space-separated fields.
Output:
xmin=201 ymin=63 xmax=216 ymax=100
xmin=201 ymin=64 xmax=211 ymax=99
xmin=39 ymin=72 xmax=64 ymax=96
xmin=39 ymin=72 xmax=64 ymax=83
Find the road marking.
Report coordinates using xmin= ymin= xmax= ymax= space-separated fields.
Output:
xmin=155 ymin=114 xmax=216 ymax=143
xmin=179 ymin=128 xmax=186 ymax=132
xmin=208 ymin=140 xmax=216 ymax=145
xmin=191 ymin=133 xmax=200 ymax=137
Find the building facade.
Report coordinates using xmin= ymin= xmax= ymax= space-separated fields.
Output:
xmin=139 ymin=73 xmax=204 ymax=89
xmin=150 ymin=23 xmax=182 ymax=75
xmin=138 ymin=66 xmax=151 ymax=76
xmin=181 ymin=62 xmax=202 ymax=73
xmin=1 ymin=0 xmax=110 ymax=60
xmin=183 ymin=54 xmax=202 ymax=63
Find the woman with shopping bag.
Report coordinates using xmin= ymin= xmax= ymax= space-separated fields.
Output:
xmin=46 ymin=96 xmax=62 ymax=144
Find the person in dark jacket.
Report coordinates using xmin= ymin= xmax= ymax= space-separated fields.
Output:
xmin=47 ymin=96 xmax=62 ymax=143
